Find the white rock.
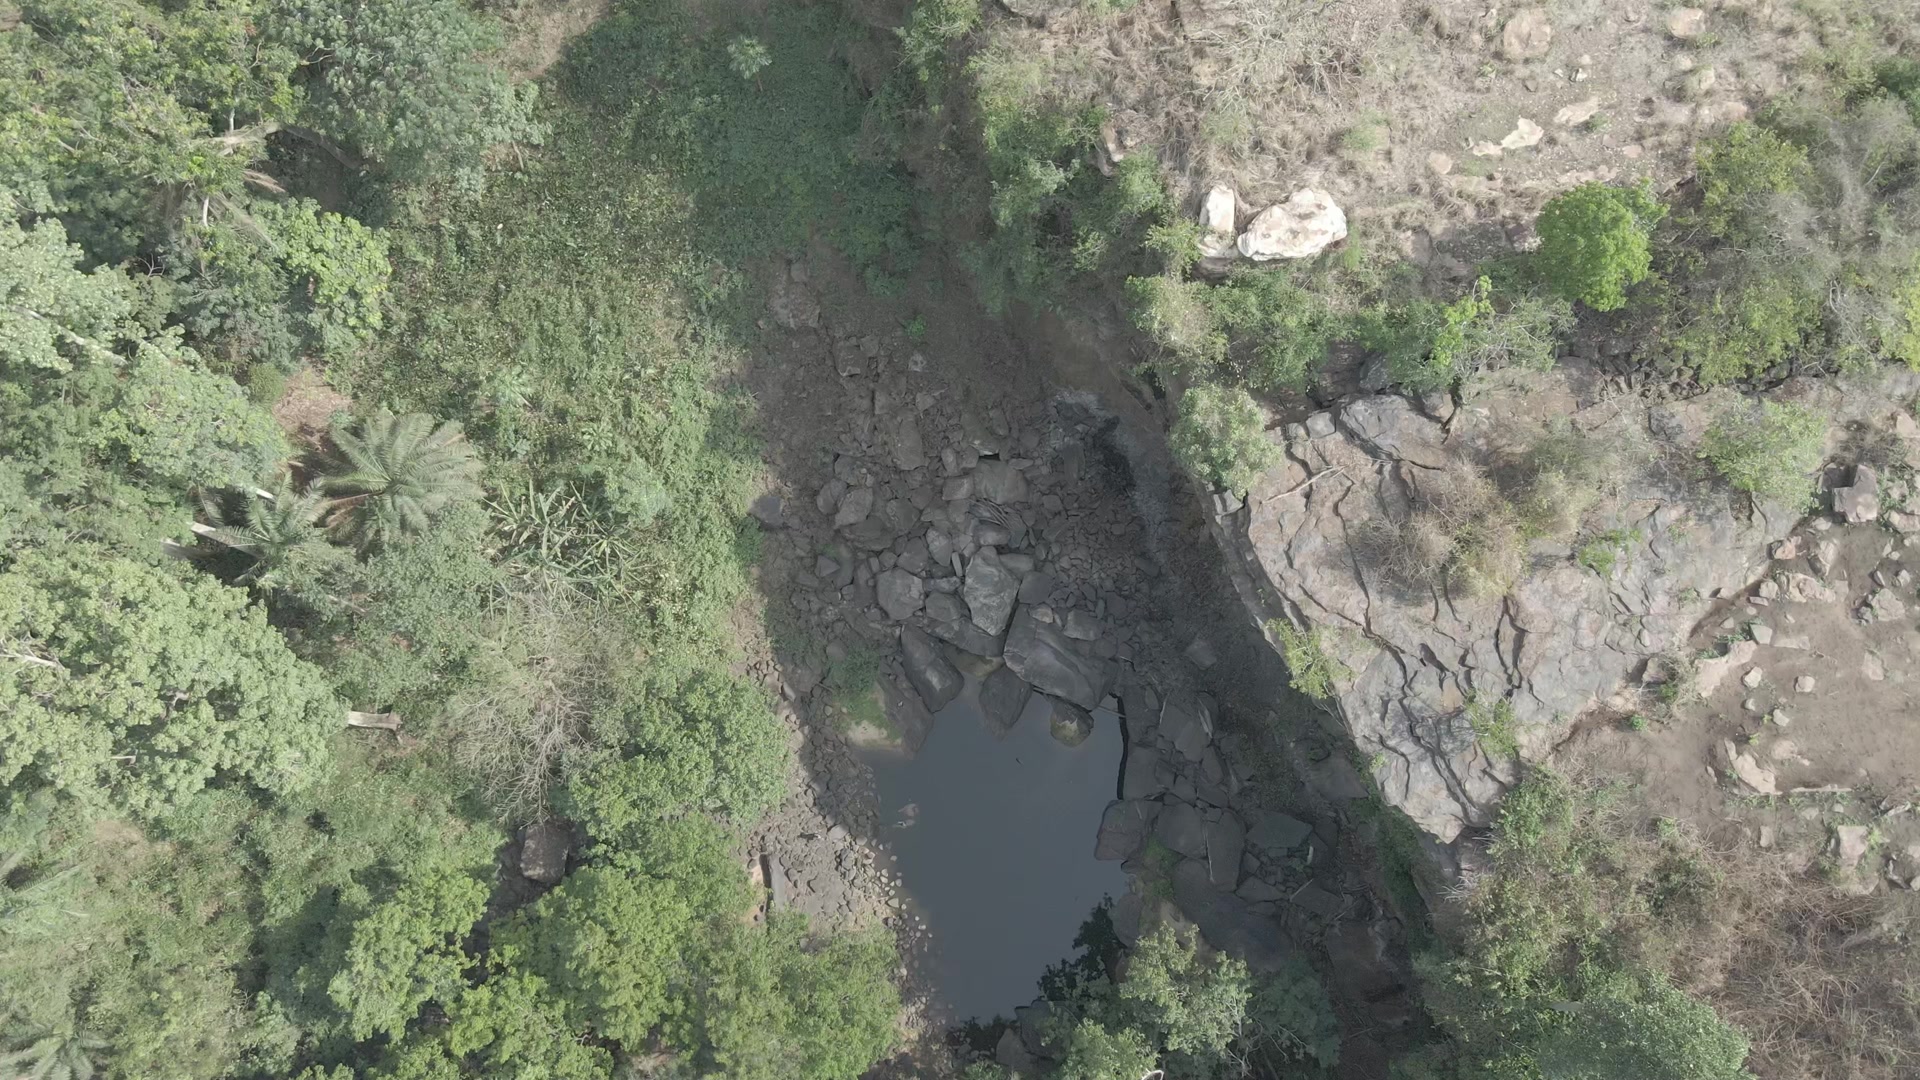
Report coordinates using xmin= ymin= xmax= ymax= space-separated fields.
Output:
xmin=1501 ymin=8 xmax=1553 ymax=59
xmin=1197 ymin=184 xmax=1238 ymax=257
xmin=1741 ymin=666 xmax=1763 ymax=689
xmin=1236 ymin=189 xmax=1348 ymax=261
xmin=1667 ymin=6 xmax=1708 ymax=38
xmin=1501 ymin=118 xmax=1546 ymax=151
xmin=1554 ymin=96 xmax=1602 ymax=127
xmin=1794 ymin=675 xmax=1816 ymax=694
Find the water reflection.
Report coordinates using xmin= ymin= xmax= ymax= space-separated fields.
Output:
xmin=864 ymin=675 xmax=1128 ymax=1022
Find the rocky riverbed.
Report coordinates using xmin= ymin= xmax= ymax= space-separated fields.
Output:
xmin=734 ymin=251 xmax=1424 ymax=1075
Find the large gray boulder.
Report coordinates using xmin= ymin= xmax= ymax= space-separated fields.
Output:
xmin=1170 ymin=858 xmax=1291 ymax=973
xmin=1160 ymin=691 xmax=1216 ymax=761
xmin=1121 ymin=745 xmax=1162 ymax=800
xmin=1205 ymin=811 xmax=1246 ymax=890
xmin=963 ymin=549 xmax=1022 ymax=635
xmin=1095 ymin=799 xmax=1160 ymax=860
xmin=1246 ymin=811 xmax=1313 ymax=855
xmin=1003 ymin=610 xmax=1115 ymax=709
xmin=1154 ymin=801 xmax=1209 ymax=859
xmin=972 ymin=460 xmax=1030 ymax=504
xmin=876 ymin=568 xmax=924 ymax=621
xmin=980 ymin=664 xmax=1031 ymax=736
xmin=900 ymin=626 xmax=961 ymax=713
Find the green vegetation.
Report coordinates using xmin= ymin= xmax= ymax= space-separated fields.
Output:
xmin=1269 ymin=619 xmax=1353 ymax=700
xmin=1701 ymin=400 xmax=1828 ymax=508
xmin=997 ymin=922 xmax=1339 ymax=1079
xmin=1536 ymin=182 xmax=1667 ymax=311
xmin=1577 ymin=528 xmax=1642 ymax=577
xmin=1406 ymin=770 xmax=1754 ymax=1080
xmin=1167 ymin=384 xmax=1281 ymax=492
xmin=0 ymin=2 xmax=901 ymax=1076
xmin=1465 ymin=695 xmax=1521 ymax=760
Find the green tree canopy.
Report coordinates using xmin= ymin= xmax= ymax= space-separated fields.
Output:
xmin=0 ymin=548 xmax=339 ymax=815
xmin=1536 ymin=182 xmax=1666 ymax=311
xmin=267 ymin=0 xmax=542 ymax=185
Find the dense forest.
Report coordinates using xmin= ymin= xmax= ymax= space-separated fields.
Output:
xmin=5 ymin=0 xmax=1920 ymax=1077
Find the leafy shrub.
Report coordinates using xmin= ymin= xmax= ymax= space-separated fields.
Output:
xmin=1701 ymin=400 xmax=1827 ymax=508
xmin=1576 ymin=528 xmax=1641 ymax=577
xmin=1694 ymin=122 xmax=1810 ymax=240
xmin=1412 ymin=278 xmax=1573 ymax=391
xmin=1269 ymin=620 xmax=1352 ymax=700
xmin=169 ymin=198 xmax=391 ymax=375
xmin=897 ymin=0 xmax=981 ymax=84
xmin=1536 ymin=182 xmax=1667 ymax=311
xmin=1168 ymin=384 xmax=1281 ymax=493
xmin=1670 ymin=273 xmax=1824 ymax=385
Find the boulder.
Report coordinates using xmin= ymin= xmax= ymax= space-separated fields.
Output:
xmin=925 ymin=591 xmax=968 ymax=624
xmin=1049 ymin=699 xmax=1096 ymax=746
xmin=833 ymin=486 xmax=874 ymax=529
xmin=1834 ymin=464 xmax=1881 ymax=523
xmin=1554 ymin=96 xmax=1602 ymax=127
xmin=1003 ymin=610 xmax=1116 ymax=709
xmin=972 ymin=460 xmax=1030 ymax=504
xmin=1160 ymin=691 xmax=1216 ymax=761
xmin=1018 ymin=570 xmax=1056 ymax=604
xmin=1064 ymin=609 xmax=1102 ymax=641
xmin=900 ymin=626 xmax=961 ymax=712
xmin=1095 ymin=799 xmax=1161 ymax=860
xmin=980 ymin=664 xmax=1032 ymax=736
xmin=518 ymin=821 xmax=570 ymax=884
xmin=1197 ymin=184 xmax=1237 ymax=258
xmin=1694 ymin=639 xmax=1758 ymax=697
xmin=1205 ymin=812 xmax=1246 ymax=890
xmin=1666 ymin=6 xmax=1706 ymax=38
xmin=1500 ymin=117 xmax=1545 ymax=151
xmin=1170 ymin=859 xmax=1291 ymax=973
xmin=964 ymin=549 xmax=1022 ymax=635
xmin=1500 ymin=7 xmax=1552 ymax=58
xmin=1246 ymin=811 xmax=1313 ymax=854
xmin=876 ymin=568 xmax=924 ymax=621
xmin=1122 ymin=745 xmax=1163 ymax=799
xmin=1154 ymin=801 xmax=1210 ymax=858
xmin=926 ymin=616 xmax=1004 ymax=659
xmin=889 ymin=416 xmax=927 ymax=471
xmin=747 ymin=493 xmax=784 ymax=528
xmin=1834 ymin=824 xmax=1872 ymax=872
xmin=1237 ymin=189 xmax=1348 ymax=261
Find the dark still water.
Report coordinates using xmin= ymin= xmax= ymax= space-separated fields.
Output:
xmin=864 ymin=676 xmax=1128 ymax=1022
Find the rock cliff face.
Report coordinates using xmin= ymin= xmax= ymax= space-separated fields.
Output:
xmin=1209 ymin=388 xmax=1795 ymax=843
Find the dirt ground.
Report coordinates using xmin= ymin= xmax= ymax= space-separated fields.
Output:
xmin=997 ymin=0 xmax=1920 ymax=268
xmin=1575 ymin=508 xmax=1920 ymax=885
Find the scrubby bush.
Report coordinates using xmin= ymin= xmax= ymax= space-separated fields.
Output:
xmin=1168 ymin=384 xmax=1281 ymax=492
xmin=1536 ymin=182 xmax=1667 ymax=311
xmin=1269 ymin=620 xmax=1352 ymax=700
xmin=1397 ymin=277 xmax=1574 ymax=392
xmin=1701 ymin=400 xmax=1827 ymax=508
xmin=1694 ymin=122 xmax=1810 ymax=241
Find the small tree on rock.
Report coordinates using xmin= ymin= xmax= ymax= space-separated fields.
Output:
xmin=1169 ymin=384 xmax=1281 ymax=494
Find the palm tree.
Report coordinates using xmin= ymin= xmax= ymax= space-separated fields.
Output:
xmin=319 ymin=412 xmax=483 ymax=549
xmin=0 ymin=1024 xmax=108 ymax=1080
xmin=196 ymin=481 xmax=333 ymax=587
